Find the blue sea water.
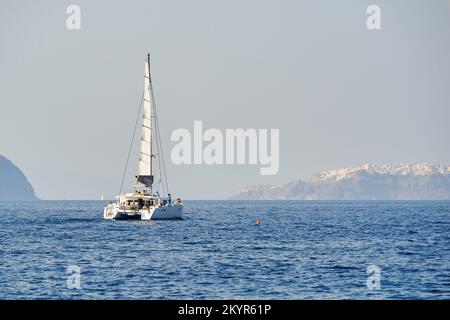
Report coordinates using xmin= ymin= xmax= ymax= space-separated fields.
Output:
xmin=0 ymin=200 xmax=449 ymax=299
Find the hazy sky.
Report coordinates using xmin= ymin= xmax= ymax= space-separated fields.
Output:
xmin=1 ymin=0 xmax=449 ymax=200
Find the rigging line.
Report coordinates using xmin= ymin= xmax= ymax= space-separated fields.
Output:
xmin=148 ymin=85 xmax=164 ymax=195
xmin=119 ymin=90 xmax=144 ymax=194
xmin=159 ymin=120 xmax=169 ymax=196
xmin=152 ymin=101 xmax=169 ymax=195
xmin=151 ymin=115 xmax=162 ymax=195
xmin=153 ymin=104 xmax=165 ymax=196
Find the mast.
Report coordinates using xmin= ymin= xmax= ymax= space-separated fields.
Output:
xmin=136 ymin=52 xmax=154 ymax=190
xmin=147 ymin=53 xmax=153 ymax=178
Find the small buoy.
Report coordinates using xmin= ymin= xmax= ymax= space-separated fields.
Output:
xmin=255 ymin=220 xmax=261 ymax=225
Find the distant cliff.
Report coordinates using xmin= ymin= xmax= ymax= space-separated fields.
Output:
xmin=0 ymin=155 xmax=38 ymax=201
xmin=230 ymin=164 xmax=450 ymax=200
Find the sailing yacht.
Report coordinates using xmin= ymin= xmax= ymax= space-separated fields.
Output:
xmin=103 ymin=53 xmax=183 ymax=220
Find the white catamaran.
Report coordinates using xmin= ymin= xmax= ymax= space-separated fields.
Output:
xmin=104 ymin=53 xmax=183 ymax=220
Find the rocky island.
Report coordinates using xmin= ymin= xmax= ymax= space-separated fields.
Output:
xmin=0 ymin=155 xmax=38 ymax=201
xmin=231 ymin=164 xmax=450 ymax=200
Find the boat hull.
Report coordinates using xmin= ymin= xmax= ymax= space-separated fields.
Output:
xmin=111 ymin=211 xmax=141 ymax=220
xmin=141 ymin=204 xmax=183 ymax=220
xmin=104 ymin=203 xmax=183 ymax=220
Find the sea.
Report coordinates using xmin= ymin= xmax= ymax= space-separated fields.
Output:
xmin=0 ymin=200 xmax=449 ymax=299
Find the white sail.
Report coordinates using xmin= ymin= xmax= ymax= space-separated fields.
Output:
xmin=138 ymin=60 xmax=153 ymax=178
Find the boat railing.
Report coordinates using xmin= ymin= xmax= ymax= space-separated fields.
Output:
xmin=119 ymin=205 xmax=139 ymax=211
